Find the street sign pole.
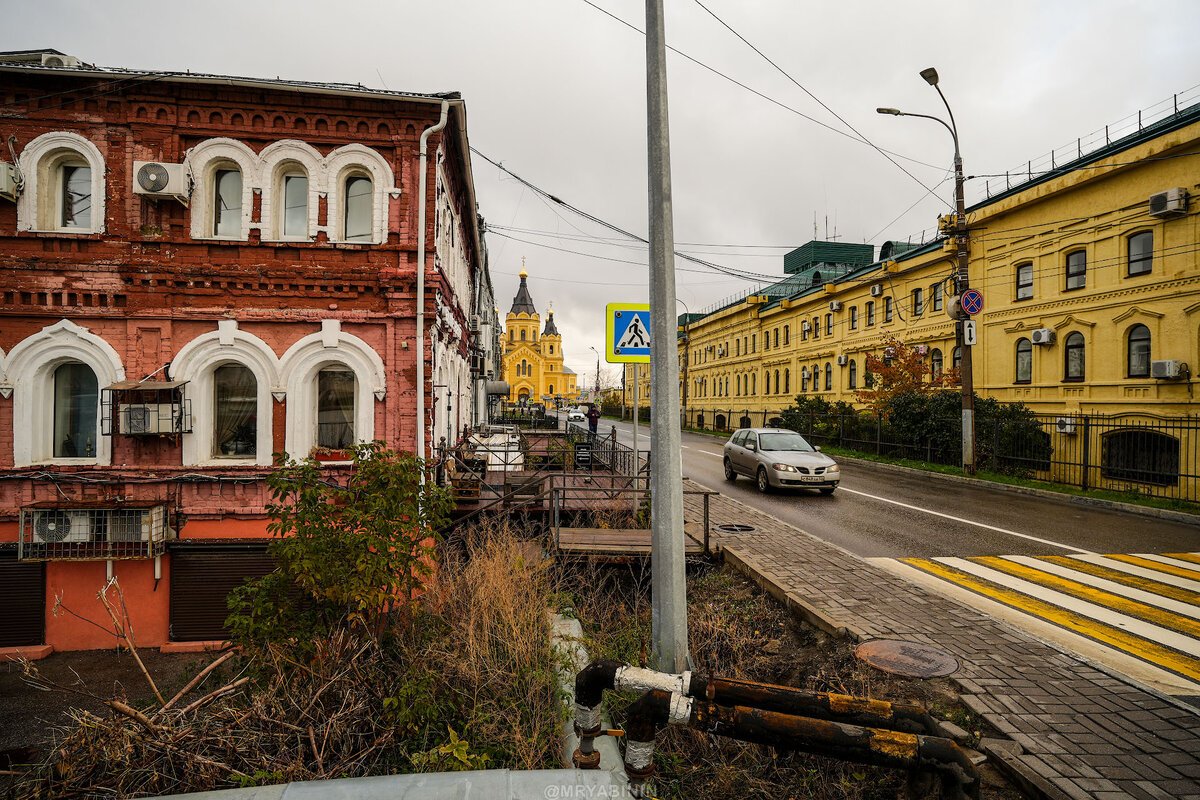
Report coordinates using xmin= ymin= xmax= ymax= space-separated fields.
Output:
xmin=645 ymin=0 xmax=689 ymax=673
xmin=633 ymin=363 xmax=639 ymax=466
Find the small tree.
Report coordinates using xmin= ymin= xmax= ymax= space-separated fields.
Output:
xmin=855 ymin=335 xmax=958 ymax=415
xmin=227 ymin=442 xmax=454 ymax=650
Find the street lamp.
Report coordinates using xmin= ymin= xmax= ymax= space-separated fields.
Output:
xmin=588 ymin=346 xmax=601 ymax=402
xmin=877 ymin=67 xmax=976 ymax=474
xmin=676 ymin=298 xmax=690 ymax=428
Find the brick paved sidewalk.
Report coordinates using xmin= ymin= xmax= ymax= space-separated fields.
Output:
xmin=685 ymin=480 xmax=1200 ymax=800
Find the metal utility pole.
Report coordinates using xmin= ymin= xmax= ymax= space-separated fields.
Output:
xmin=645 ymin=0 xmax=688 ymax=673
xmin=877 ymin=67 xmax=975 ymax=474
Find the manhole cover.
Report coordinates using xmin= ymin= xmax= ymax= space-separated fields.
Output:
xmin=855 ymin=639 xmax=959 ymax=678
xmin=715 ymin=523 xmax=755 ymax=533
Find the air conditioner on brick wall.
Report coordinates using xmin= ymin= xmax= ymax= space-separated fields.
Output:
xmin=133 ymin=161 xmax=189 ymax=205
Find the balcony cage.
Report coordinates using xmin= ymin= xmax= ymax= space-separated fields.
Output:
xmin=18 ymin=502 xmax=173 ymax=561
xmin=100 ymin=380 xmax=192 ymax=437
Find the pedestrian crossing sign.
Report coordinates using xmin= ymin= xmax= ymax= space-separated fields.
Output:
xmin=606 ymin=303 xmax=651 ymax=363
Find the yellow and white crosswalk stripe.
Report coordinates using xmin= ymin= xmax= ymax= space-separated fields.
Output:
xmin=867 ymin=552 xmax=1200 ymax=697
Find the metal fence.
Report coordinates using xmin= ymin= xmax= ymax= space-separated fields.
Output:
xmin=680 ymin=407 xmax=1200 ymax=503
xmin=491 ymin=409 xmax=561 ymax=430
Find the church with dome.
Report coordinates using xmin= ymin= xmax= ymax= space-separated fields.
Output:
xmin=502 ymin=263 xmax=579 ymax=406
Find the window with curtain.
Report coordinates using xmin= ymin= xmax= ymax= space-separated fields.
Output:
xmin=282 ymin=173 xmax=308 ymax=238
xmin=1015 ymin=339 xmax=1032 ymax=384
xmin=1065 ymin=250 xmax=1086 ymax=290
xmin=317 ymin=368 xmax=356 ymax=449
xmin=213 ymin=168 xmax=242 ymax=237
xmin=59 ymin=163 xmax=92 ymax=229
xmin=213 ymin=363 xmax=257 ymax=457
xmin=1127 ymin=325 xmax=1151 ymax=377
xmin=1128 ymin=231 xmax=1152 ymax=276
xmin=53 ymin=362 xmax=97 ymax=458
xmin=1064 ymin=333 xmax=1085 ymax=381
xmin=344 ymin=175 xmax=374 ymax=242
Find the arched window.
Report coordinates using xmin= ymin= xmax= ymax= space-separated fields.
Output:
xmin=725 ymin=377 xmax=729 ymax=396
xmin=316 ymin=368 xmax=356 ymax=449
xmin=824 ymin=362 xmax=832 ymax=390
xmin=811 ymin=270 xmax=822 ymax=288
xmin=1128 ymin=231 xmax=1153 ymax=276
xmin=774 ymin=370 xmax=780 ymax=394
xmin=280 ymin=170 xmax=309 ymax=239
xmin=343 ymin=174 xmax=374 ymax=242
xmin=53 ymin=362 xmax=98 ymax=458
xmin=17 ymin=131 xmax=107 ymax=234
xmin=848 ymin=360 xmax=857 ymax=390
xmin=520 ymin=329 xmax=526 ymax=341
xmin=213 ymin=168 xmax=244 ymax=238
xmin=1127 ymin=325 xmax=1151 ymax=378
xmin=801 ymin=368 xmax=808 ymax=392
xmin=774 ymin=329 xmax=780 ymax=348
xmin=1015 ymin=338 xmax=1032 ymax=384
xmin=1064 ymin=332 xmax=1085 ymax=381
xmin=952 ymin=346 xmax=962 ymax=370
xmin=784 ymin=368 xmax=790 ymax=394
xmin=213 ymin=364 xmax=257 ymax=457
xmin=509 ymin=330 xmax=514 ymax=342
xmin=751 ymin=373 xmax=756 ymax=394
xmin=1102 ymin=430 xmax=1179 ymax=486
xmin=930 ymin=348 xmax=943 ymax=379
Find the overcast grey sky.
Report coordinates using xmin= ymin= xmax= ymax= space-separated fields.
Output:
xmin=8 ymin=0 xmax=1200 ymax=379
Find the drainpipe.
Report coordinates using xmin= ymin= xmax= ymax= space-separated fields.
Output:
xmin=416 ymin=100 xmax=450 ymax=465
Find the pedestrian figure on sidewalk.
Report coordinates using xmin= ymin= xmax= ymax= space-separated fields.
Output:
xmin=587 ymin=403 xmax=601 ymax=436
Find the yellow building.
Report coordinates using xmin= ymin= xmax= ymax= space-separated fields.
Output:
xmin=501 ymin=265 xmax=579 ymax=406
xmin=678 ymin=93 xmax=1200 ymax=496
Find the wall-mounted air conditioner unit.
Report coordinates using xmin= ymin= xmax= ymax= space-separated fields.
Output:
xmin=836 ymin=355 xmax=848 ymax=366
xmin=1151 ymin=360 xmax=1186 ymax=379
xmin=913 ymin=345 xmax=929 ymax=356
xmin=828 ymin=301 xmax=842 ymax=312
xmin=40 ymin=53 xmax=82 ymax=68
xmin=31 ymin=510 xmax=91 ymax=543
xmin=870 ymin=284 xmax=883 ymax=297
xmin=0 ymin=162 xmax=17 ymax=202
xmin=1055 ymin=417 xmax=1077 ymax=435
xmin=133 ymin=161 xmax=189 ymax=205
xmin=1149 ymin=188 xmax=1187 ymax=218
xmin=1030 ymin=328 xmax=1056 ymax=346
xmin=117 ymin=403 xmax=181 ymax=434
xmin=469 ymin=314 xmax=481 ymax=333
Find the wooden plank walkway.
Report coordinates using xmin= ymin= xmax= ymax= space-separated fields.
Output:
xmin=555 ymin=522 xmax=707 ymax=559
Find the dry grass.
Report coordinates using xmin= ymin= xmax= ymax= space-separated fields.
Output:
xmin=7 ymin=520 xmax=567 ymax=798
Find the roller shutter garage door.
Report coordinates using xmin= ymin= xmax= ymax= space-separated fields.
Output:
xmin=169 ymin=544 xmax=276 ymax=642
xmin=0 ymin=550 xmax=45 ymax=647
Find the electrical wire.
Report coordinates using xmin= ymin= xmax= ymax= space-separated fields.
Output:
xmin=576 ymin=0 xmax=944 ymax=173
xmin=691 ymin=0 xmax=946 ymax=203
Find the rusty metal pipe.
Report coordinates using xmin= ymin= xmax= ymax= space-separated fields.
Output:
xmin=624 ymin=690 xmax=979 ymax=800
xmin=572 ymin=659 xmax=692 ymax=769
xmin=689 ymin=674 xmax=939 ymax=735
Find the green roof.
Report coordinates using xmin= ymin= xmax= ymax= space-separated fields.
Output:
xmin=783 ymin=240 xmax=874 ymax=275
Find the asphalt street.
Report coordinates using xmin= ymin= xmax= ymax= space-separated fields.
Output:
xmin=596 ymin=417 xmax=1200 ymax=559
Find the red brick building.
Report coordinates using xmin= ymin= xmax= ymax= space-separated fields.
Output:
xmin=0 ymin=50 xmax=495 ymax=653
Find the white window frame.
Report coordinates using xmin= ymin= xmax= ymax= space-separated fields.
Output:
xmin=325 ymin=145 xmax=395 ymax=245
xmin=259 ymin=140 xmax=322 ymax=243
xmin=186 ymin=138 xmax=259 ymax=242
xmin=170 ymin=320 xmax=279 ymax=466
xmin=280 ymin=320 xmax=385 ymax=461
xmin=16 ymin=131 xmax=107 ymax=234
xmin=4 ymin=319 xmax=125 ymax=466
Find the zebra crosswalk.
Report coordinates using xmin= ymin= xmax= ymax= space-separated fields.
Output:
xmin=867 ymin=552 xmax=1200 ymax=697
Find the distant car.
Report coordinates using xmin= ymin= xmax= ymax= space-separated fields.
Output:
xmin=723 ymin=428 xmax=840 ymax=494
xmin=567 ymin=408 xmax=586 ymax=422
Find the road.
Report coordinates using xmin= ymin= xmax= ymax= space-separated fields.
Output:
xmin=592 ymin=417 xmax=1200 ymax=697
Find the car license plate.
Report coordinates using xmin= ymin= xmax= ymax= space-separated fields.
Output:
xmin=799 ymin=475 xmax=823 ymax=482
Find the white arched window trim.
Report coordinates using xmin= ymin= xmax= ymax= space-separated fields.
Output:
xmin=170 ymin=320 xmax=280 ymax=466
xmin=325 ymin=144 xmax=396 ymax=244
xmin=5 ymin=320 xmax=125 ymax=466
xmin=185 ymin=138 xmax=260 ymax=241
xmin=259 ymin=140 xmax=323 ymax=243
xmin=279 ymin=320 xmax=385 ymax=461
xmin=16 ymin=131 xmax=107 ymax=234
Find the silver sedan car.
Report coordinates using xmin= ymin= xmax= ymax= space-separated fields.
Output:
xmin=723 ymin=428 xmax=840 ymax=494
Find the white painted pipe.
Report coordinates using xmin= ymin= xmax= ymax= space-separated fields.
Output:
xmin=416 ymin=100 xmax=450 ymax=466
